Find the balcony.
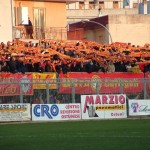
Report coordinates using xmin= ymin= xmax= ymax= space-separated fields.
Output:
xmin=13 ymin=26 xmax=67 ymax=40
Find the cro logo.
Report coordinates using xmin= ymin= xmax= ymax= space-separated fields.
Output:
xmin=33 ymin=104 xmax=59 ymax=119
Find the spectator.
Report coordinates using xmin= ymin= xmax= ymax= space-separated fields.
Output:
xmin=85 ymin=60 xmax=95 ymax=73
xmin=24 ymin=17 xmax=33 ymax=39
xmin=49 ymin=94 xmax=56 ymax=104
xmin=32 ymin=98 xmax=40 ymax=104
xmin=8 ymin=57 xmax=17 ymax=73
xmin=0 ymin=39 xmax=150 ymax=74
xmin=107 ymin=60 xmax=115 ymax=72
xmin=125 ymin=62 xmax=132 ymax=72
xmin=0 ymin=61 xmax=9 ymax=72
xmin=45 ymin=60 xmax=55 ymax=72
xmin=70 ymin=61 xmax=80 ymax=72
xmin=26 ymin=59 xmax=34 ymax=72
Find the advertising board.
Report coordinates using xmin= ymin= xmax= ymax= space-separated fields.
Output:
xmin=32 ymin=104 xmax=81 ymax=121
xmin=81 ymin=94 xmax=127 ymax=119
xmin=0 ymin=104 xmax=31 ymax=122
xmin=129 ymin=100 xmax=150 ymax=116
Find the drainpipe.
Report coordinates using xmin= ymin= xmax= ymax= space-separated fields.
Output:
xmin=10 ymin=0 xmax=14 ymax=40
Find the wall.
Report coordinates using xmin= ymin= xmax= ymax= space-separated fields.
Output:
xmin=0 ymin=0 xmax=13 ymax=43
xmin=14 ymin=0 xmax=67 ymax=28
xmin=105 ymin=1 xmax=113 ymax=9
xmin=84 ymin=28 xmax=107 ymax=44
xmin=67 ymin=2 xmax=79 ymax=9
xmin=67 ymin=8 xmax=138 ymax=22
xmin=109 ymin=14 xmax=150 ymax=45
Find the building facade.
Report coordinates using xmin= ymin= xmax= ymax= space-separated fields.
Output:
xmin=67 ymin=0 xmax=150 ymax=45
xmin=68 ymin=14 xmax=150 ymax=45
xmin=0 ymin=0 xmax=149 ymax=45
xmin=0 ymin=0 xmax=68 ymax=43
xmin=66 ymin=0 xmax=150 ymax=23
xmin=67 ymin=0 xmax=139 ymax=9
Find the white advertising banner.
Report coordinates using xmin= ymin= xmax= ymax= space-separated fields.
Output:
xmin=32 ymin=104 xmax=81 ymax=121
xmin=129 ymin=100 xmax=150 ymax=116
xmin=81 ymin=94 xmax=127 ymax=119
xmin=0 ymin=104 xmax=31 ymax=122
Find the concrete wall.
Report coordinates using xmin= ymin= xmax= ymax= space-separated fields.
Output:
xmin=0 ymin=0 xmax=13 ymax=43
xmin=84 ymin=28 xmax=108 ymax=44
xmin=109 ymin=14 xmax=150 ymax=45
xmin=67 ymin=9 xmax=138 ymax=22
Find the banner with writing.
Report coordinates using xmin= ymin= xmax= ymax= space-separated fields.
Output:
xmin=33 ymin=73 xmax=57 ymax=89
xmin=32 ymin=103 xmax=81 ymax=121
xmin=59 ymin=72 xmax=144 ymax=94
xmin=0 ymin=73 xmax=33 ymax=96
xmin=0 ymin=104 xmax=31 ymax=122
xmin=129 ymin=100 xmax=150 ymax=116
xmin=81 ymin=94 xmax=127 ymax=119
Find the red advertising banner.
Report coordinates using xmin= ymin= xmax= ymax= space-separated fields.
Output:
xmin=145 ymin=72 xmax=150 ymax=96
xmin=59 ymin=72 xmax=144 ymax=94
xmin=0 ymin=73 xmax=33 ymax=96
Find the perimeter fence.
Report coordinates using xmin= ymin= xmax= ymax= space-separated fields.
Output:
xmin=0 ymin=76 xmax=149 ymax=104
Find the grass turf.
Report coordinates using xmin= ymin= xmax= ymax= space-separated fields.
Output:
xmin=0 ymin=119 xmax=150 ymax=150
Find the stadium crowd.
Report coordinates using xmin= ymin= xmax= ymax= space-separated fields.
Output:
xmin=0 ymin=39 xmax=150 ymax=74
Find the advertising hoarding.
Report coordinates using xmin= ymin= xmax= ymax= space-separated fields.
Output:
xmin=32 ymin=104 xmax=81 ymax=121
xmin=81 ymin=94 xmax=127 ymax=119
xmin=129 ymin=100 xmax=150 ymax=116
xmin=0 ymin=104 xmax=31 ymax=122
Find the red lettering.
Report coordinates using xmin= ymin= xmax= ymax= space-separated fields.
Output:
xmin=83 ymin=96 xmax=94 ymax=113
xmin=95 ymin=95 xmax=101 ymax=104
xmin=109 ymin=95 xmax=114 ymax=104
xmin=115 ymin=95 xmax=119 ymax=104
xmin=119 ymin=95 xmax=125 ymax=104
xmin=102 ymin=95 xmax=108 ymax=104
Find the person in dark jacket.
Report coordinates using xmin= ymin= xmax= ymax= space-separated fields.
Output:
xmin=8 ymin=57 xmax=17 ymax=73
xmin=24 ymin=18 xmax=33 ymax=39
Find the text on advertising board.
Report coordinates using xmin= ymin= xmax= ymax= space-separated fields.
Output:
xmin=83 ymin=94 xmax=126 ymax=113
xmin=34 ymin=104 xmax=59 ymax=119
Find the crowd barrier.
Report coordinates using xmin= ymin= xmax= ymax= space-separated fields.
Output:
xmin=0 ymin=94 xmax=150 ymax=122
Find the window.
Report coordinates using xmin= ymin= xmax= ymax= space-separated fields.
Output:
xmin=99 ymin=2 xmax=104 ymax=9
xmin=113 ymin=1 xmax=119 ymax=9
xmin=79 ymin=2 xmax=84 ymax=9
xmin=89 ymin=2 xmax=94 ymax=9
xmin=33 ymin=8 xmax=46 ymax=39
xmin=133 ymin=3 xmax=138 ymax=8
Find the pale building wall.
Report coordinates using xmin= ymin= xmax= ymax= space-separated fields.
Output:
xmin=109 ymin=14 xmax=150 ymax=45
xmin=84 ymin=28 xmax=108 ymax=44
xmin=14 ymin=1 xmax=66 ymax=28
xmin=84 ymin=30 xmax=95 ymax=41
xmin=119 ymin=1 xmax=123 ymax=8
xmin=0 ymin=0 xmax=13 ymax=43
xmin=67 ymin=2 xmax=79 ymax=9
xmin=84 ymin=1 xmax=89 ymax=9
xmin=105 ymin=1 xmax=113 ymax=9
xmin=67 ymin=9 xmax=138 ymax=22
xmin=95 ymin=28 xmax=107 ymax=44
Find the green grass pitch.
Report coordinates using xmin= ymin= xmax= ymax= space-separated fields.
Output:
xmin=0 ymin=119 xmax=150 ymax=150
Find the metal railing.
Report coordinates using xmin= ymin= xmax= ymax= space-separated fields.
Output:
xmin=0 ymin=78 xmax=149 ymax=104
xmin=13 ymin=26 xmax=67 ymax=40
